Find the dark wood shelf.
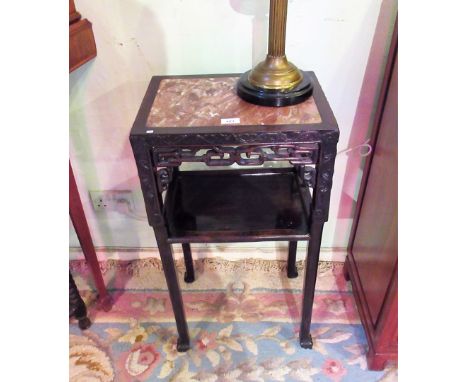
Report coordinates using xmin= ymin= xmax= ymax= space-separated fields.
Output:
xmin=164 ymin=168 xmax=311 ymax=243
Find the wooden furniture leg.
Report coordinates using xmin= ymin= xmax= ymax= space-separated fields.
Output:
xmin=182 ymin=243 xmax=195 ymax=283
xmin=156 ymin=231 xmax=190 ymax=351
xmin=367 ymin=352 xmax=393 ymax=371
xmin=69 ymin=162 xmax=112 ymax=311
xmin=343 ymin=256 xmax=351 ymax=281
xmin=130 ymin=136 xmax=190 ymax=351
xmin=287 ymin=241 xmax=299 ymax=278
xmin=299 ymin=222 xmax=324 ymax=349
xmin=69 ymin=271 xmax=91 ymax=330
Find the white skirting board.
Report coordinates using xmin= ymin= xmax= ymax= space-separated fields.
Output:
xmin=69 ymin=243 xmax=347 ymax=262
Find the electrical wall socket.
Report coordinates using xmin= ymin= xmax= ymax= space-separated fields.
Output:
xmin=89 ymin=190 xmax=135 ymax=213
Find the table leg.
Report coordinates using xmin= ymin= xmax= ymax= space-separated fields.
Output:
xmin=69 ymin=272 xmax=91 ymax=330
xmin=182 ymin=243 xmax=195 ymax=283
xmin=299 ymin=222 xmax=324 ymax=349
xmin=343 ymin=256 xmax=351 ymax=281
xmin=69 ymin=162 xmax=112 ymax=311
xmin=130 ymin=138 xmax=191 ymax=350
xmin=156 ymin=231 xmax=190 ymax=352
xmin=287 ymin=241 xmax=299 ymax=278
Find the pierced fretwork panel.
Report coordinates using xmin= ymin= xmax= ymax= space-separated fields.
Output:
xmin=152 ymin=143 xmax=319 ymax=168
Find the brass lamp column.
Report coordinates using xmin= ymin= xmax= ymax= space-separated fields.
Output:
xmin=237 ymin=0 xmax=313 ymax=107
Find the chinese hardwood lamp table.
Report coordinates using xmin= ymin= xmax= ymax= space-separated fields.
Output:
xmin=130 ymin=73 xmax=339 ymax=351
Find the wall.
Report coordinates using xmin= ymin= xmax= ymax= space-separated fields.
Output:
xmin=70 ymin=0 xmax=397 ymax=260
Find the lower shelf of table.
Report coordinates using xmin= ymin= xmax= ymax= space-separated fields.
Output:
xmin=164 ymin=168 xmax=312 ymax=243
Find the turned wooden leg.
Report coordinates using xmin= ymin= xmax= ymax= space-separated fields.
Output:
xmin=299 ymin=222 xmax=324 ymax=349
xmin=287 ymin=241 xmax=299 ymax=278
xmin=69 ymin=162 xmax=112 ymax=312
xmin=69 ymin=272 xmax=91 ymax=330
xmin=156 ymin=231 xmax=190 ymax=352
xmin=182 ymin=243 xmax=195 ymax=283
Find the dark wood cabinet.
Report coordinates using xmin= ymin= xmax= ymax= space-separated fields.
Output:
xmin=344 ymin=25 xmax=398 ymax=371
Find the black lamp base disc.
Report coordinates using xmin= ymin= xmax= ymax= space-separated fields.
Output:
xmin=237 ymin=70 xmax=313 ymax=107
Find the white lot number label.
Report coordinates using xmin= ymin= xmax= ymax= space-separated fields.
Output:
xmin=221 ymin=118 xmax=240 ymax=125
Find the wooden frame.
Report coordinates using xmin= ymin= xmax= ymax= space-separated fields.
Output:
xmin=130 ymin=72 xmax=339 ymax=351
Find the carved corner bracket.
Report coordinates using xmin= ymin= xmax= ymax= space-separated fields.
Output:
xmin=156 ymin=167 xmax=173 ymax=192
xmin=298 ymin=165 xmax=317 ymax=188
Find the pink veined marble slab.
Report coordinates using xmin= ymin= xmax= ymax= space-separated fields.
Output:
xmin=146 ymin=77 xmax=322 ymax=128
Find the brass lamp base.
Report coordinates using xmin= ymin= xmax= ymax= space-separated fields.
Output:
xmin=237 ymin=68 xmax=313 ymax=107
xmin=236 ymin=0 xmax=313 ymax=107
xmin=248 ymin=55 xmax=303 ymax=90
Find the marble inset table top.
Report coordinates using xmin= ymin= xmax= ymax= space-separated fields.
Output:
xmin=146 ymin=77 xmax=322 ymax=128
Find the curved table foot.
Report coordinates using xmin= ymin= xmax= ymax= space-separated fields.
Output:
xmin=287 ymin=266 xmax=299 ymax=278
xmin=176 ymin=338 xmax=190 ymax=352
xmin=299 ymin=334 xmax=313 ymax=349
xmin=78 ymin=317 xmax=92 ymax=330
xmin=184 ymin=271 xmax=195 ymax=283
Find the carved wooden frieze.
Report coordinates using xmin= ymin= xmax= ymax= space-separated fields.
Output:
xmin=152 ymin=143 xmax=319 ymax=168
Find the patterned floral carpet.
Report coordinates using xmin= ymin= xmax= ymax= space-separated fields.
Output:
xmin=69 ymin=258 xmax=397 ymax=381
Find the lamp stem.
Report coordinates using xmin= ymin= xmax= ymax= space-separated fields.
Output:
xmin=268 ymin=0 xmax=288 ymax=57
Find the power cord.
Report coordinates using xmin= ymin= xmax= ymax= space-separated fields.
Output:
xmin=337 ymin=138 xmax=372 ymax=158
